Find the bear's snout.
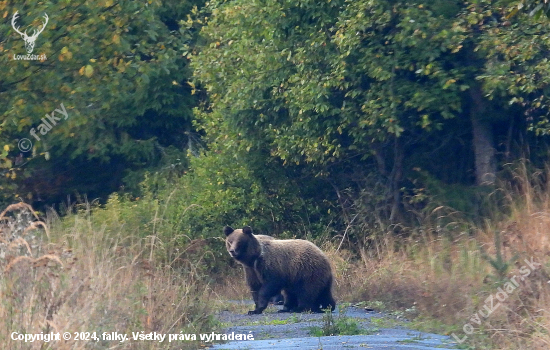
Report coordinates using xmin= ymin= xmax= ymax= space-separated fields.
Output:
xmin=228 ymin=246 xmax=243 ymax=259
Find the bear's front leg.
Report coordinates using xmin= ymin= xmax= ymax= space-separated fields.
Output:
xmin=250 ymin=290 xmax=259 ymax=306
xmin=247 ymin=282 xmax=280 ymax=315
xmin=244 ymin=266 xmax=262 ymax=308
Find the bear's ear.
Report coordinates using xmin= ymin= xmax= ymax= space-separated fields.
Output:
xmin=242 ymin=226 xmax=253 ymax=235
xmin=223 ymin=226 xmax=234 ymax=236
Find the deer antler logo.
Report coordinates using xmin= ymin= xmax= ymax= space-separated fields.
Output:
xmin=11 ymin=11 xmax=48 ymax=54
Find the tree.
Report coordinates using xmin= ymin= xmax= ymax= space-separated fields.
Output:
xmin=0 ymin=0 xmax=202 ymax=205
xmin=462 ymin=0 xmax=550 ymax=163
xmin=193 ymin=0 xmax=471 ymax=222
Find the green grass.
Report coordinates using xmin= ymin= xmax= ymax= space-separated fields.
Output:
xmin=309 ymin=307 xmax=369 ymax=337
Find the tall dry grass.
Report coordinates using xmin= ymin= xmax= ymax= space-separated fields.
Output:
xmin=326 ymin=162 xmax=550 ymax=349
xmin=0 ymin=202 xmax=216 ymax=350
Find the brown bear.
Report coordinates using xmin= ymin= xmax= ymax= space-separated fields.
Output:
xmin=241 ymin=234 xmax=283 ymax=307
xmin=224 ymin=226 xmax=336 ymax=315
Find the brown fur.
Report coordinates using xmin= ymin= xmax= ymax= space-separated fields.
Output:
xmin=224 ymin=226 xmax=335 ymax=314
xmin=241 ymin=234 xmax=283 ymax=306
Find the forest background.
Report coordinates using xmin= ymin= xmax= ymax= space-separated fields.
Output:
xmin=2 ymin=0 xmax=550 ymax=349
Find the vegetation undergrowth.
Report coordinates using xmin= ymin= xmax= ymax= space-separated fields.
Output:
xmin=0 ymin=201 xmax=218 ymax=350
xmin=330 ymin=163 xmax=550 ymax=350
xmin=215 ymin=163 xmax=550 ymax=349
xmin=309 ymin=305 xmax=366 ymax=337
xmin=3 ymin=161 xmax=550 ymax=350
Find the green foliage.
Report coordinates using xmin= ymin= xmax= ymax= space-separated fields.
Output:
xmin=192 ymin=0 xmax=466 ymax=168
xmin=92 ymin=140 xmax=333 ymax=271
xmin=172 ymin=142 xmax=335 ymax=238
xmin=189 ymin=0 xmax=550 ymax=235
xmin=309 ymin=306 xmax=364 ymax=337
xmin=3 ymin=0 xmax=550 ymax=250
xmin=190 ymin=0 xmax=489 ymax=232
xmin=479 ymin=230 xmax=519 ymax=284
xmin=465 ymin=1 xmax=550 ymax=135
xmin=503 ymin=0 xmax=550 ymax=19
xmin=405 ymin=169 xmax=490 ymax=220
xmin=0 ymin=0 xmax=202 ymax=206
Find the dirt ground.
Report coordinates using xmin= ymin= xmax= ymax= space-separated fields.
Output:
xmin=209 ymin=300 xmax=460 ymax=350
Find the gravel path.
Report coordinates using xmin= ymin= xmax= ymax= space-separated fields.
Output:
xmin=210 ymin=301 xmax=459 ymax=350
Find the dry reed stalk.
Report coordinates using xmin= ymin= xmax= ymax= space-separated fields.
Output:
xmin=4 ymin=254 xmax=63 ymax=272
xmin=7 ymin=236 xmax=32 ymax=255
xmin=0 ymin=202 xmax=40 ymax=222
xmin=22 ymin=220 xmax=50 ymax=239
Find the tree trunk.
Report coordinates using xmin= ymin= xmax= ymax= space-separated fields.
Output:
xmin=372 ymin=140 xmax=403 ymax=224
xmin=389 ymin=137 xmax=404 ymax=223
xmin=470 ymin=87 xmax=496 ymax=185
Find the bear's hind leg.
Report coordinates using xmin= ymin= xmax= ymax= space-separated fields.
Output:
xmin=294 ymin=282 xmax=323 ymax=313
xmin=292 ymin=290 xmax=319 ymax=313
xmin=293 ymin=299 xmax=316 ymax=313
xmin=316 ymin=282 xmax=336 ymax=312
xmin=278 ymin=290 xmax=297 ymax=313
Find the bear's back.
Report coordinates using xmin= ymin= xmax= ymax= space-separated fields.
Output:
xmin=258 ymin=239 xmax=332 ymax=280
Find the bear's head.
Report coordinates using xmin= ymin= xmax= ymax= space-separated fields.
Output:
xmin=224 ymin=226 xmax=261 ymax=265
